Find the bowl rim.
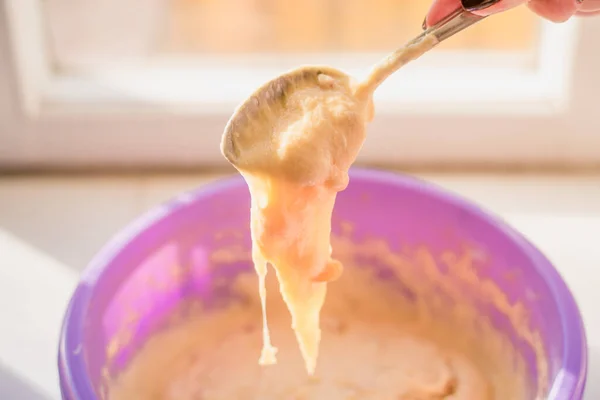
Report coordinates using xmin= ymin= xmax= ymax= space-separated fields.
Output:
xmin=58 ymin=167 xmax=587 ymax=400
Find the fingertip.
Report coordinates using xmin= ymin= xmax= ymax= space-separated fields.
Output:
xmin=576 ymin=0 xmax=600 ymax=13
xmin=575 ymin=8 xmax=600 ymax=15
xmin=425 ymin=0 xmax=463 ymax=27
xmin=527 ymin=0 xmax=577 ymax=22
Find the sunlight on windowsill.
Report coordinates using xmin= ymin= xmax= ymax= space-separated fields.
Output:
xmin=0 ymin=229 xmax=77 ymax=400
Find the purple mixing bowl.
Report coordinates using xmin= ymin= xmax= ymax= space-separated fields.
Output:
xmin=58 ymin=168 xmax=587 ymax=399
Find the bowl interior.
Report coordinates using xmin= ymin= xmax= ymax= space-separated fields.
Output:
xmin=60 ymin=169 xmax=585 ymax=399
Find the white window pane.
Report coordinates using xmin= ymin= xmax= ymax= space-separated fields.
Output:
xmin=40 ymin=0 xmax=558 ymax=111
xmin=43 ymin=0 xmax=541 ymax=69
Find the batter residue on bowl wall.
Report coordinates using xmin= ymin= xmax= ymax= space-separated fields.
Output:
xmin=104 ymin=224 xmax=548 ymax=399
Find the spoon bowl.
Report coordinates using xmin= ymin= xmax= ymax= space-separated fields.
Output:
xmin=221 ymin=65 xmax=354 ymax=173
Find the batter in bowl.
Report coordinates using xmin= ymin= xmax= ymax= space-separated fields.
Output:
xmin=107 ymin=236 xmax=531 ymax=400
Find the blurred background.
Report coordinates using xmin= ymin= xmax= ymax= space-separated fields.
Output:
xmin=1 ymin=0 xmax=600 ymax=399
xmin=2 ymin=0 xmax=597 ymax=170
xmin=45 ymin=0 xmax=537 ymax=57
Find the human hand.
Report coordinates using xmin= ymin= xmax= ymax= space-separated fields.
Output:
xmin=424 ymin=0 xmax=600 ymax=28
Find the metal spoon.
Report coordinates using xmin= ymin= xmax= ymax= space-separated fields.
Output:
xmin=220 ymin=2 xmax=495 ymax=170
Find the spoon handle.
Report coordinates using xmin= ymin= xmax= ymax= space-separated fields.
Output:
xmin=354 ymin=7 xmax=487 ymax=98
xmin=411 ymin=7 xmax=486 ymax=48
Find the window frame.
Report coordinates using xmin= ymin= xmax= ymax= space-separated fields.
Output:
xmin=1 ymin=0 xmax=599 ymax=170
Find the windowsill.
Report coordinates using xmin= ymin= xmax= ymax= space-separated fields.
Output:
xmin=1 ymin=170 xmax=599 ymax=399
